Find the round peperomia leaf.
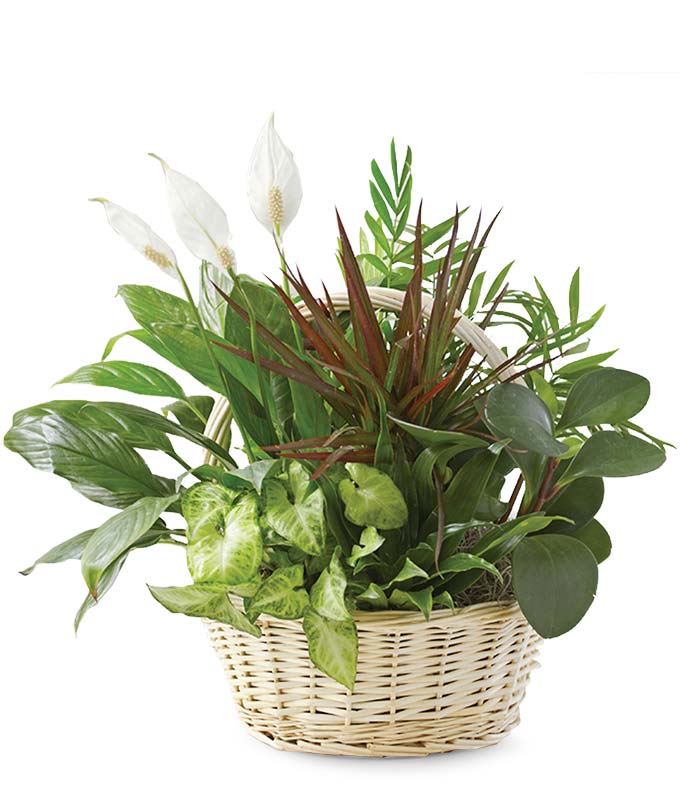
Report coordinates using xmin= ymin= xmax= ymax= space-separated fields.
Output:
xmin=303 ymin=609 xmax=358 ymax=690
xmin=263 ymin=462 xmax=325 ymax=555
xmin=338 ymin=463 xmax=408 ymax=529
xmin=512 ymin=534 xmax=598 ymax=638
xmin=484 ymin=383 xmax=568 ymax=457
xmin=183 ymin=482 xmax=263 ymax=586
xmin=558 ymin=367 xmax=650 ymax=429
xmin=558 ymin=431 xmax=666 ymax=485
xmin=568 ymin=518 xmax=612 ymax=564
xmin=544 ymin=477 xmax=604 ymax=532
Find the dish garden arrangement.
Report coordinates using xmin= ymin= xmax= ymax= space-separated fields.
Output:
xmin=5 ymin=116 xmax=668 ymax=756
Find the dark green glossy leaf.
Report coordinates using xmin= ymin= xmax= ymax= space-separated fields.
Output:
xmin=568 ymin=518 xmax=611 ymax=563
xmin=484 ymin=383 xmax=567 ymax=457
xmin=21 ymin=529 xmax=95 ymax=575
xmin=558 ymin=368 xmax=650 ymax=428
xmin=559 ymin=431 xmax=665 ymax=484
xmin=544 ymin=477 xmax=604 ymax=532
xmin=163 ymin=396 xmax=215 ymax=433
xmin=389 ymin=415 xmax=488 ymax=451
xmin=512 ymin=534 xmax=598 ymax=638
xmin=388 ymin=587 xmax=433 ymax=619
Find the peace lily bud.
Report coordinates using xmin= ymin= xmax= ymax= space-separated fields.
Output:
xmin=149 ymin=154 xmax=236 ymax=272
xmin=247 ymin=114 xmax=302 ymax=236
xmin=89 ymin=198 xmax=178 ymax=279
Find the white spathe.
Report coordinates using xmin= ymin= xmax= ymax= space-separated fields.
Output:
xmin=247 ymin=114 xmax=302 ymax=235
xmin=90 ymin=198 xmax=178 ymax=279
xmin=150 ymin=154 xmax=236 ymax=272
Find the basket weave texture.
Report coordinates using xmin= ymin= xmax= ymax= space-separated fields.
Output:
xmin=204 ymin=285 xmax=539 ymax=756
xmin=206 ymin=602 xmax=540 ymax=756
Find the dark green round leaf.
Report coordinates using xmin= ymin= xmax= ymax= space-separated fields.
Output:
xmin=484 ymin=383 xmax=567 ymax=457
xmin=569 ymin=519 xmax=611 ymax=564
xmin=558 ymin=367 xmax=650 ymax=428
xmin=513 ymin=534 xmax=598 ymax=638
xmin=545 ymin=477 xmax=604 ymax=532
xmin=560 ymin=431 xmax=665 ymax=484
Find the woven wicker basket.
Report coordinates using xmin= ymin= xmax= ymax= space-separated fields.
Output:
xmin=203 ymin=286 xmax=541 ymax=757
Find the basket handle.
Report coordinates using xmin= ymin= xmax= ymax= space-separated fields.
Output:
xmin=204 ymin=284 xmax=515 ymax=455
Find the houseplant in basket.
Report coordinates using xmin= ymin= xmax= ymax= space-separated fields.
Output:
xmin=5 ymin=116 xmax=668 ymax=757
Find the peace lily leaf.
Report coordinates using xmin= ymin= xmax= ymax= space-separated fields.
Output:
xmin=303 ymin=610 xmax=357 ymax=690
xmin=21 ymin=529 xmax=95 ymax=576
xmin=263 ymin=464 xmax=325 ymax=555
xmin=245 ymin=565 xmax=308 ymax=620
xmin=472 ymin=514 xmax=572 ymax=559
xmin=81 ymin=495 xmax=179 ymax=596
xmin=437 ymin=552 xmax=502 ymax=582
xmin=58 ymin=361 xmax=187 ymax=402
xmin=148 ymin=584 xmax=260 ymax=637
xmin=4 ymin=413 xmax=175 ymax=508
xmin=558 ymin=431 xmax=666 ymax=485
xmin=558 ymin=368 xmax=650 ymax=429
xmin=183 ymin=483 xmax=263 ymax=586
xmin=347 ymin=526 xmax=384 ymax=567
xmin=545 ymin=477 xmax=604 ymax=532
xmin=389 ymin=415 xmax=488 ymax=451
xmin=388 ymin=557 xmax=429 ymax=586
xmin=310 ymin=548 xmax=350 ymax=621
xmin=162 ymin=396 xmax=215 ymax=433
xmin=484 ymin=383 xmax=568 ymax=457
xmin=389 ymin=587 xmax=433 ymax=619
xmin=433 ymin=591 xmax=456 ymax=611
xmin=338 ymin=463 xmax=408 ymax=530
xmin=355 ymin=583 xmax=388 ymax=609
xmin=75 ymin=554 xmax=127 ymax=633
xmin=512 ymin=534 xmax=598 ymax=638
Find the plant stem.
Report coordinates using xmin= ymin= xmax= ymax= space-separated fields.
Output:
xmin=531 ymin=457 xmax=559 ymax=513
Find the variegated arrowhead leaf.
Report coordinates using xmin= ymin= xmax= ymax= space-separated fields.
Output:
xmin=263 ymin=462 xmax=325 ymax=555
xmin=183 ymin=482 xmax=263 ymax=586
xmin=347 ymin=526 xmax=384 ymax=567
xmin=310 ymin=548 xmax=350 ymax=620
xmin=338 ymin=463 xmax=408 ymax=530
xmin=245 ymin=565 xmax=309 ymax=620
xmin=148 ymin=583 xmax=261 ymax=637
xmin=303 ymin=609 xmax=358 ymax=690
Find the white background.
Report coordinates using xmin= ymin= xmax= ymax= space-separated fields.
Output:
xmin=1 ymin=1 xmax=679 ymax=791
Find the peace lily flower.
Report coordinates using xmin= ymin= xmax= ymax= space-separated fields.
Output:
xmin=247 ymin=114 xmax=302 ymax=236
xmin=89 ymin=198 xmax=178 ymax=279
xmin=149 ymin=153 xmax=236 ymax=272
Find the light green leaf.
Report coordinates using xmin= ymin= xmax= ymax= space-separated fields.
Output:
xmin=558 ymin=368 xmax=650 ymax=429
xmin=245 ymin=565 xmax=308 ymax=620
xmin=148 ymin=584 xmax=261 ymax=637
xmin=58 ymin=360 xmax=186 ymax=401
xmin=303 ymin=610 xmax=357 ymax=690
xmin=484 ymin=383 xmax=568 ymax=457
xmin=183 ymin=483 xmax=262 ymax=586
xmin=338 ymin=463 xmax=407 ymax=530
xmin=433 ymin=591 xmax=456 ymax=611
xmin=389 ymin=587 xmax=433 ymax=619
xmin=388 ymin=557 xmax=429 ymax=586
xmin=75 ymin=554 xmax=127 ymax=633
xmin=81 ymin=495 xmax=179 ymax=596
xmin=222 ymin=460 xmax=277 ymax=494
xmin=263 ymin=462 xmax=325 ymax=555
xmin=555 ymin=350 xmax=617 ymax=377
xmin=310 ymin=548 xmax=350 ymax=621
xmin=21 ymin=529 xmax=94 ymax=575
xmin=355 ymin=583 xmax=388 ymax=609
xmin=559 ymin=431 xmax=665 ymax=485
xmin=512 ymin=534 xmax=598 ymax=638
xmin=198 ymin=260 xmax=232 ymax=335
xmin=530 ymin=371 xmax=558 ymax=417
xmin=347 ymin=526 xmax=384 ymax=566
xmin=437 ymin=552 xmax=502 ymax=582
xmin=568 ymin=267 xmax=580 ymax=325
